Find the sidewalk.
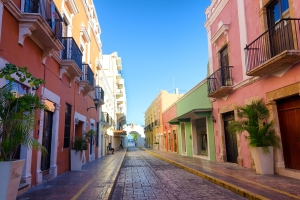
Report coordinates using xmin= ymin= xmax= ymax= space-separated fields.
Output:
xmin=17 ymin=148 xmax=127 ymax=200
xmin=142 ymin=148 xmax=300 ymax=200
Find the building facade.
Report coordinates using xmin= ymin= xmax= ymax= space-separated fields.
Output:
xmin=144 ymin=90 xmax=183 ymax=149
xmin=0 ymin=0 xmax=110 ymax=189
xmin=166 ymin=81 xmax=216 ymax=161
xmin=99 ymin=52 xmax=127 ymax=153
xmin=205 ymin=0 xmax=300 ymax=179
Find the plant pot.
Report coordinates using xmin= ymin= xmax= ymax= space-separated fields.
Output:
xmin=70 ymin=150 xmax=83 ymax=171
xmin=0 ymin=159 xmax=25 ymax=200
xmin=153 ymin=144 xmax=159 ymax=150
xmin=250 ymin=146 xmax=274 ymax=175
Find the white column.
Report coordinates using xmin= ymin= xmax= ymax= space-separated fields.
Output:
xmin=237 ymin=0 xmax=248 ymax=80
xmin=50 ymin=103 xmax=60 ymax=177
xmin=36 ymin=97 xmax=46 ymax=184
xmin=0 ymin=1 xmax=4 ymax=44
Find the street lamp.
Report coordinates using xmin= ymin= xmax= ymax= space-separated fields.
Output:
xmin=87 ymin=86 xmax=100 ymax=111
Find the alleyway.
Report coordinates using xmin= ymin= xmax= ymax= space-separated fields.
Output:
xmin=111 ymin=147 xmax=245 ymax=200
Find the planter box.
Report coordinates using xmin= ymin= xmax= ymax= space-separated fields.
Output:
xmin=251 ymin=146 xmax=274 ymax=174
xmin=153 ymin=144 xmax=159 ymax=150
xmin=0 ymin=159 xmax=25 ymax=200
xmin=70 ymin=150 xmax=83 ymax=171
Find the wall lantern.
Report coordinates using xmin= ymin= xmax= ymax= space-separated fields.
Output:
xmin=212 ymin=116 xmax=216 ymax=123
xmin=87 ymin=86 xmax=101 ymax=112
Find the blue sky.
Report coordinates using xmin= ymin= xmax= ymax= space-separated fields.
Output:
xmin=94 ymin=0 xmax=211 ymax=125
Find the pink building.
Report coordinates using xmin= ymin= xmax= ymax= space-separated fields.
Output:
xmin=205 ymin=0 xmax=300 ymax=179
xmin=162 ymin=103 xmax=178 ymax=153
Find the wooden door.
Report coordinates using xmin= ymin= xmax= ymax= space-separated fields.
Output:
xmin=277 ymin=96 xmax=300 ymax=170
xmin=223 ymin=112 xmax=238 ymax=163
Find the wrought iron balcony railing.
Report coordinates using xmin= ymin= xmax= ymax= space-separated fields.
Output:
xmin=245 ymin=18 xmax=300 ymax=74
xmin=60 ymin=37 xmax=82 ymax=69
xmin=81 ymin=63 xmax=94 ymax=86
xmin=207 ymin=66 xmax=233 ymax=96
xmin=24 ymin=0 xmax=62 ymax=38
xmin=99 ymin=87 xmax=104 ymax=101
xmin=101 ymin=112 xmax=109 ymax=123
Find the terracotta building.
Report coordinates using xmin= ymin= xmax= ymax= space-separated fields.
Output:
xmin=0 ymin=0 xmax=105 ymax=190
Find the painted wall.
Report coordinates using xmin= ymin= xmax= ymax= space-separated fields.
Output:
xmin=177 ymin=82 xmax=212 ymax=116
xmin=206 ymin=0 xmax=300 ymax=173
xmin=162 ymin=103 xmax=178 ymax=152
xmin=0 ymin=0 xmax=101 ymax=187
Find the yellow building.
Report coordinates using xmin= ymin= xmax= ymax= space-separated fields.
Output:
xmin=144 ymin=90 xmax=183 ymax=149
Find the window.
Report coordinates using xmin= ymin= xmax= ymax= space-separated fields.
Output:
xmin=268 ymin=0 xmax=289 ymax=26
xmin=6 ymin=80 xmax=29 ymax=97
xmin=64 ymin=103 xmax=72 ymax=148
xmin=219 ymin=45 xmax=229 ymax=67
xmin=96 ymin=122 xmax=99 ymax=147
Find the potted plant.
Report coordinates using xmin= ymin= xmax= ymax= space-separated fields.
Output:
xmin=70 ymin=136 xmax=88 ymax=171
xmin=0 ymin=64 xmax=46 ymax=199
xmin=85 ymin=129 xmax=95 ymax=143
xmin=227 ymin=99 xmax=280 ymax=174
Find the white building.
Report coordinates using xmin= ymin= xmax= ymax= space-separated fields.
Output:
xmin=98 ymin=52 xmax=127 ymax=155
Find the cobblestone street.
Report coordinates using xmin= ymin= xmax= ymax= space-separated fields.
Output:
xmin=111 ymin=147 xmax=246 ymax=200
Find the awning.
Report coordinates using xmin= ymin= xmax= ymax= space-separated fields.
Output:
xmin=113 ymin=130 xmax=127 ymax=136
xmin=168 ymin=108 xmax=212 ymax=124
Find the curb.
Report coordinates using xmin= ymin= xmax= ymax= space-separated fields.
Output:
xmin=106 ymin=148 xmax=128 ymax=200
xmin=144 ymin=149 xmax=267 ymax=200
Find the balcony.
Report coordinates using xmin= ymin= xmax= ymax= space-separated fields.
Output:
xmin=59 ymin=37 xmax=83 ymax=84
xmin=101 ymin=112 xmax=110 ymax=126
xmin=117 ymin=97 xmax=125 ymax=106
xmin=207 ymin=66 xmax=233 ymax=98
xmin=116 ymin=89 xmax=123 ymax=98
xmin=155 ymin=119 xmax=160 ymax=126
xmin=79 ymin=63 xmax=94 ymax=95
xmin=116 ymin=107 xmax=123 ymax=114
xmin=95 ymin=86 xmax=105 ymax=106
xmin=17 ymin=0 xmax=64 ymax=64
xmin=117 ymin=78 xmax=124 ymax=89
xmin=245 ymin=18 xmax=300 ymax=77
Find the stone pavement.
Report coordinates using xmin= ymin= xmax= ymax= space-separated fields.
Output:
xmin=17 ymin=148 xmax=127 ymax=200
xmin=143 ymin=148 xmax=300 ymax=200
xmin=112 ymin=148 xmax=245 ymax=200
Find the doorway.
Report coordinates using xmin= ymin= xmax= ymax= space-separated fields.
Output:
xmin=196 ymin=118 xmax=208 ymax=156
xmin=181 ymin=123 xmax=186 ymax=154
xmin=41 ymin=110 xmax=53 ymax=175
xmin=277 ymin=95 xmax=300 ymax=170
xmin=223 ymin=112 xmax=238 ymax=163
xmin=173 ymin=130 xmax=177 ymax=152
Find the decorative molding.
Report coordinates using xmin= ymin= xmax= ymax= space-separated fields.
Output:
xmin=42 ymin=48 xmax=54 ymax=65
xmin=80 ymin=24 xmax=91 ymax=43
xmin=78 ymin=80 xmax=94 ymax=97
xmin=204 ymin=0 xmax=230 ymax=29
xmin=60 ymin=60 xmax=83 ymax=86
xmin=211 ymin=22 xmax=230 ymax=44
xmin=18 ymin=23 xmax=36 ymax=46
xmin=65 ymin=0 xmax=79 ymax=15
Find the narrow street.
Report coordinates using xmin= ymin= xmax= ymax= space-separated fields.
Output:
xmin=111 ymin=147 xmax=246 ymax=200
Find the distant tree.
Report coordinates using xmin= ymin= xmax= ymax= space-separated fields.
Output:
xmin=131 ymin=133 xmax=137 ymax=141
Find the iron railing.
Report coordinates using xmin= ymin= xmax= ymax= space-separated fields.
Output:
xmin=99 ymin=87 xmax=104 ymax=101
xmin=101 ymin=112 xmax=109 ymax=123
xmin=81 ymin=63 xmax=94 ymax=86
xmin=60 ymin=37 xmax=82 ymax=69
xmin=24 ymin=0 xmax=62 ymax=38
xmin=109 ymin=117 xmax=112 ymax=126
xmin=207 ymin=66 xmax=233 ymax=95
xmin=245 ymin=18 xmax=300 ymax=72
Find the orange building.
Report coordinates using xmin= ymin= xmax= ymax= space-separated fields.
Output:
xmin=0 ymin=0 xmax=103 ymax=189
